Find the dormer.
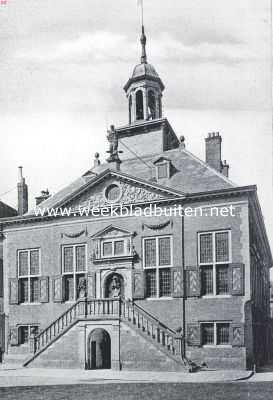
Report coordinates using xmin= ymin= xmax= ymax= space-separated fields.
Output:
xmin=153 ymin=156 xmax=171 ymax=180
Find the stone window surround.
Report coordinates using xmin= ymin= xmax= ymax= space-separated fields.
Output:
xmin=198 ymin=230 xmax=232 ymax=297
xmin=17 ymin=248 xmax=41 ymax=304
xmin=200 ymin=321 xmax=232 ymax=348
xmin=143 ymin=235 xmax=173 ymax=299
xmin=62 ymin=243 xmax=87 ymax=302
xmin=100 ymin=237 xmax=131 ymax=259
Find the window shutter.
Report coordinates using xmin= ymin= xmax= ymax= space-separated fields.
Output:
xmin=230 ymin=263 xmax=245 ymax=296
xmin=9 ymin=278 xmax=19 ymax=305
xmin=87 ymin=273 xmax=96 ymax=299
xmin=231 ymin=323 xmax=244 ymax=347
xmin=186 ymin=266 xmax=200 ymax=297
xmin=172 ymin=267 xmax=184 ymax=298
xmin=0 ymin=314 xmax=5 ymax=348
xmin=133 ymin=270 xmax=145 ymax=299
xmin=39 ymin=276 xmax=49 ymax=303
xmin=187 ymin=323 xmax=201 ymax=346
xmin=9 ymin=326 xmax=19 ymax=346
xmin=52 ymin=275 xmax=64 ymax=303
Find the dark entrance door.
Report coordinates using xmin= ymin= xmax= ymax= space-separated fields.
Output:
xmin=88 ymin=329 xmax=111 ymax=369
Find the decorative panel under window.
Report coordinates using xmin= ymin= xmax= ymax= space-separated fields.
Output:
xmin=30 ymin=277 xmax=39 ymax=302
xmin=114 ymin=240 xmax=124 ymax=256
xmin=202 ymin=323 xmax=214 ymax=345
xmin=145 ymin=269 xmax=157 ymax=297
xmin=158 ymin=237 xmax=171 ymax=266
xmin=30 ymin=250 xmax=40 ymax=275
xmin=144 ymin=239 xmax=156 ymax=267
xmin=217 ymin=323 xmax=230 ymax=345
xmin=63 ymin=247 xmax=73 ymax=273
xmin=159 ymin=268 xmax=171 ymax=297
xmin=76 ymin=245 xmax=86 ymax=272
xmin=19 ymin=251 xmax=28 ymax=276
xmin=201 ymin=266 xmax=213 ymax=295
xmin=20 ymin=278 xmax=29 ymax=303
xmin=199 ymin=234 xmax=213 ymax=263
xmin=215 ymin=232 xmax=229 ymax=262
xmin=103 ymin=242 xmax=112 ymax=257
xmin=216 ymin=265 xmax=229 ymax=294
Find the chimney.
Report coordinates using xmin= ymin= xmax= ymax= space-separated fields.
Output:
xmin=205 ymin=132 xmax=222 ymax=172
xmin=35 ymin=189 xmax=51 ymax=206
xmin=17 ymin=166 xmax=28 ymax=215
xmin=222 ymin=160 xmax=229 ymax=178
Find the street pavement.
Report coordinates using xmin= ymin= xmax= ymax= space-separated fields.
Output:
xmin=0 ymin=367 xmax=254 ymax=387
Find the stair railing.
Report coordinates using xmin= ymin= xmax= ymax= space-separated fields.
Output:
xmin=33 ymin=298 xmax=120 ymax=354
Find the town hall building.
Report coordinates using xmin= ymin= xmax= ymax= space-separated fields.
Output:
xmin=0 ymin=24 xmax=272 ymax=371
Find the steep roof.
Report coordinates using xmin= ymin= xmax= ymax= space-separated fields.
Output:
xmin=0 ymin=201 xmax=17 ymax=218
xmin=118 ymin=147 xmax=235 ymax=193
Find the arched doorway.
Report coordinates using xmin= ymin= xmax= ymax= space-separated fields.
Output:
xmin=87 ymin=328 xmax=111 ymax=369
xmin=104 ymin=273 xmax=124 ymax=298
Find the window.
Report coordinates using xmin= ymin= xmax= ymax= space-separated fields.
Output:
xmin=148 ymin=90 xmax=156 ymax=119
xmin=199 ymin=231 xmax=231 ymax=296
xmin=18 ymin=249 xmax=40 ymax=303
xmin=136 ymin=90 xmax=144 ymax=120
xmin=201 ymin=322 xmax=230 ymax=346
xmin=18 ymin=325 xmax=39 ymax=345
xmin=62 ymin=244 xmax=87 ymax=302
xmin=101 ymin=238 xmax=129 ymax=258
xmin=156 ymin=162 xmax=170 ymax=179
xmin=143 ymin=236 xmax=172 ymax=298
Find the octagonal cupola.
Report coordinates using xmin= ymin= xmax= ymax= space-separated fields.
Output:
xmin=124 ymin=25 xmax=165 ymax=124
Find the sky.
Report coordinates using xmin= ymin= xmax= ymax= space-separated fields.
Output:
xmin=0 ymin=0 xmax=272 ymax=252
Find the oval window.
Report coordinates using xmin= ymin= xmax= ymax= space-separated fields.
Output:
xmin=105 ymin=184 xmax=121 ymax=202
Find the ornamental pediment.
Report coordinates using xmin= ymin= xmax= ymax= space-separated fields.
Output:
xmin=91 ymin=225 xmax=133 ymax=239
xmin=66 ymin=173 xmax=180 ymax=211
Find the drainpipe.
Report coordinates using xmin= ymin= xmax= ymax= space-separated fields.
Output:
xmin=181 ymin=212 xmax=186 ymax=360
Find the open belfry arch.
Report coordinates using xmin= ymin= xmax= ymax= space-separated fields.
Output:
xmin=0 ymin=2 xmax=272 ymax=372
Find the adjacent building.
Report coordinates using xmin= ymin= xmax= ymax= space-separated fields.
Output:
xmin=0 ymin=200 xmax=17 ymax=361
xmin=1 ymin=26 xmax=272 ymax=371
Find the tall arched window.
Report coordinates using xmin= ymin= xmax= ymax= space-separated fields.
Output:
xmin=129 ymin=95 xmax=132 ymax=124
xmin=136 ymin=90 xmax=144 ymax=120
xmin=148 ymin=90 xmax=156 ymax=120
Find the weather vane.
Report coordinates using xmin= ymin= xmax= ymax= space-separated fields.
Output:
xmin=137 ymin=0 xmax=144 ymax=27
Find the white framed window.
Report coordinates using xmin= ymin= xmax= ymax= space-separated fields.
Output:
xmin=62 ymin=244 xmax=87 ymax=302
xmin=101 ymin=238 xmax=131 ymax=258
xmin=198 ymin=230 xmax=231 ymax=296
xmin=201 ymin=322 xmax=231 ymax=347
xmin=156 ymin=161 xmax=170 ymax=179
xmin=143 ymin=236 xmax=173 ymax=298
xmin=18 ymin=249 xmax=41 ymax=303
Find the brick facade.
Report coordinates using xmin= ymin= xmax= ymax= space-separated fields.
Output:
xmin=1 ymin=25 xmax=272 ymax=371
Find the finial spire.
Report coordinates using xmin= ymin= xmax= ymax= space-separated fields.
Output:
xmin=137 ymin=0 xmax=147 ymax=64
xmin=140 ymin=25 xmax=147 ymax=64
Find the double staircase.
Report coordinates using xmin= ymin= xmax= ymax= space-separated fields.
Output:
xmin=18 ymin=298 xmax=187 ymax=369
